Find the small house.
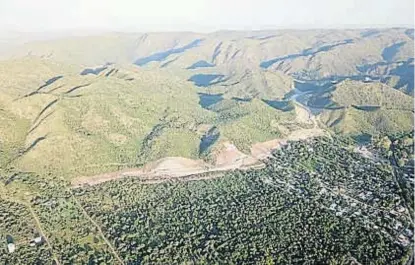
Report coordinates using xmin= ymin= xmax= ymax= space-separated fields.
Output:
xmin=396 ymin=206 xmax=407 ymax=213
xmin=7 ymin=243 xmax=15 ymax=253
xmin=34 ymin=236 xmax=43 ymax=244
xmin=397 ymin=234 xmax=410 ymax=247
xmin=404 ymin=228 xmax=414 ymax=238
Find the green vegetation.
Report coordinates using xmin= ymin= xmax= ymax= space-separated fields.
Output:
xmin=0 ymin=28 xmax=413 ymax=264
xmin=1 ymin=136 xmax=413 ymax=264
xmin=0 ymin=199 xmax=54 ymax=264
xmin=1 ymin=28 xmax=414 ymax=179
xmin=331 ymin=80 xmax=413 ymax=110
xmin=372 ymin=131 xmax=414 ymax=218
xmin=0 ymin=58 xmax=307 ymax=179
xmin=0 ymin=172 xmax=118 ymax=264
xmin=70 ymin=136 xmax=411 ymax=264
xmin=212 ymin=99 xmax=296 ymax=152
xmin=320 ymin=81 xmax=414 ymax=135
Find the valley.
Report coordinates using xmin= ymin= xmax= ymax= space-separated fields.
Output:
xmin=0 ymin=28 xmax=413 ymax=264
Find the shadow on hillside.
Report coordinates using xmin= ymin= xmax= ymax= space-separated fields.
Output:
xmin=189 ymin=74 xmax=224 ymax=87
xmin=360 ymin=29 xmax=380 ymax=38
xmin=39 ymin=75 xmax=63 ymax=90
xmin=390 ymin=59 xmax=414 ymax=94
xmin=80 ymin=66 xmax=108 ymax=75
xmin=352 ymin=105 xmax=381 ymax=111
xmin=187 ymin=60 xmax=215 ymax=69
xmin=23 ymin=136 xmax=47 ymax=154
xmin=357 ymin=58 xmax=414 ymax=94
xmin=382 ymin=42 xmax=406 ymax=62
xmin=28 ymin=111 xmax=54 ymax=135
xmin=135 ymin=39 xmax=203 ymax=66
xmin=33 ymin=99 xmax=59 ymax=124
xmin=260 ymin=39 xmax=354 ymax=69
xmin=232 ymin=97 xmax=252 ymax=102
xmin=17 ymin=76 xmax=64 ymax=100
xmin=247 ymin=35 xmax=277 ymax=41
xmin=211 ymin=42 xmax=223 ymax=63
xmin=328 ymin=111 xmax=346 ymax=128
xmin=294 ymin=81 xmax=333 ymax=93
xmin=262 ymin=100 xmax=294 ymax=112
xmin=405 ymin=29 xmax=414 ymax=40
xmin=160 ymin=57 xmax=179 ymax=68
xmin=65 ymin=83 xmax=91 ymax=94
xmin=9 ymin=135 xmax=48 ymax=165
xmin=353 ymin=133 xmax=372 ymax=144
xmin=199 ymin=127 xmax=220 ymax=154
xmin=198 ymin=93 xmax=223 ymax=109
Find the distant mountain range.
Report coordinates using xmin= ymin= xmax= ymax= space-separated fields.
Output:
xmin=0 ymin=28 xmax=413 ymax=178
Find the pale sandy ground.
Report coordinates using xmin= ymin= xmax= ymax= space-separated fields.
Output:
xmin=71 ymin=126 xmax=327 ymax=188
xmin=353 ymin=146 xmax=380 ymax=161
xmin=250 ymin=100 xmax=328 ymax=160
xmin=72 ymin=101 xmax=329 ymax=187
xmin=250 ymin=128 xmax=327 ymax=159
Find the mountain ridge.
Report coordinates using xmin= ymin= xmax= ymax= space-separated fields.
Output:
xmin=0 ymin=28 xmax=413 ymax=179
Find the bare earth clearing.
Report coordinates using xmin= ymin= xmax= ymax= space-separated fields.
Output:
xmin=71 ymin=126 xmax=328 ymax=187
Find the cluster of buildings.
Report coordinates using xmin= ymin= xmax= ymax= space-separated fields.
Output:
xmin=5 ymin=235 xmax=43 ymax=253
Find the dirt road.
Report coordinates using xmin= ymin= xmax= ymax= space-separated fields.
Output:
xmin=72 ymin=125 xmax=327 ymax=187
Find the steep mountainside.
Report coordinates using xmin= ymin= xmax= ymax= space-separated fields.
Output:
xmin=4 ymin=28 xmax=414 ymax=95
xmin=0 ymin=57 xmax=304 ymax=178
xmin=0 ymin=28 xmax=413 ymax=178
xmin=307 ymin=80 xmax=413 ymax=135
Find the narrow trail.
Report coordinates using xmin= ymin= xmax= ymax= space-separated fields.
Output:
xmin=261 ymin=161 xmax=401 ymax=242
xmin=298 ymin=152 xmax=408 ymax=222
xmin=390 ymin=151 xmax=413 ymax=221
xmin=27 ymin=205 xmax=61 ymax=265
xmin=315 ymin=179 xmax=398 ymax=219
xmin=69 ymin=190 xmax=125 ymax=265
xmin=0 ymin=191 xmax=61 ymax=265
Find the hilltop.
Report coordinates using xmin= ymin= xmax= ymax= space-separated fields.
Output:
xmin=0 ymin=28 xmax=414 ymax=265
xmin=0 ymin=28 xmax=413 ymax=179
xmin=0 ymin=57 xmax=308 ymax=178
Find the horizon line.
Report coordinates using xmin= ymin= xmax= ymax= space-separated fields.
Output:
xmin=1 ymin=24 xmax=413 ymax=35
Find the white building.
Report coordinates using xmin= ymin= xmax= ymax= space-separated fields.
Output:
xmin=397 ymin=234 xmax=410 ymax=247
xmin=34 ymin=236 xmax=43 ymax=244
xmin=7 ymin=243 xmax=15 ymax=253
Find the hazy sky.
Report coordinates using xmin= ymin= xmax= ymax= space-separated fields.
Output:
xmin=0 ymin=0 xmax=413 ymax=32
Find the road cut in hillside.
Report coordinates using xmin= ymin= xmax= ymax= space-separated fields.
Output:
xmin=71 ymin=127 xmax=328 ymax=187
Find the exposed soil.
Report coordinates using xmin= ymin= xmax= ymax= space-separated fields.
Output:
xmin=71 ymin=94 xmax=327 ymax=188
xmin=251 ymin=127 xmax=327 ymax=160
xmin=71 ymin=126 xmax=327 ymax=188
xmin=251 ymin=139 xmax=287 ymax=160
xmin=214 ymin=142 xmax=260 ymax=169
xmin=353 ymin=146 xmax=380 ymax=161
xmin=71 ymin=168 xmax=143 ymax=187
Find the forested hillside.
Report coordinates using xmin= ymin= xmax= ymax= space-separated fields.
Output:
xmin=0 ymin=28 xmax=413 ymax=264
xmin=0 ymin=28 xmax=413 ymax=179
